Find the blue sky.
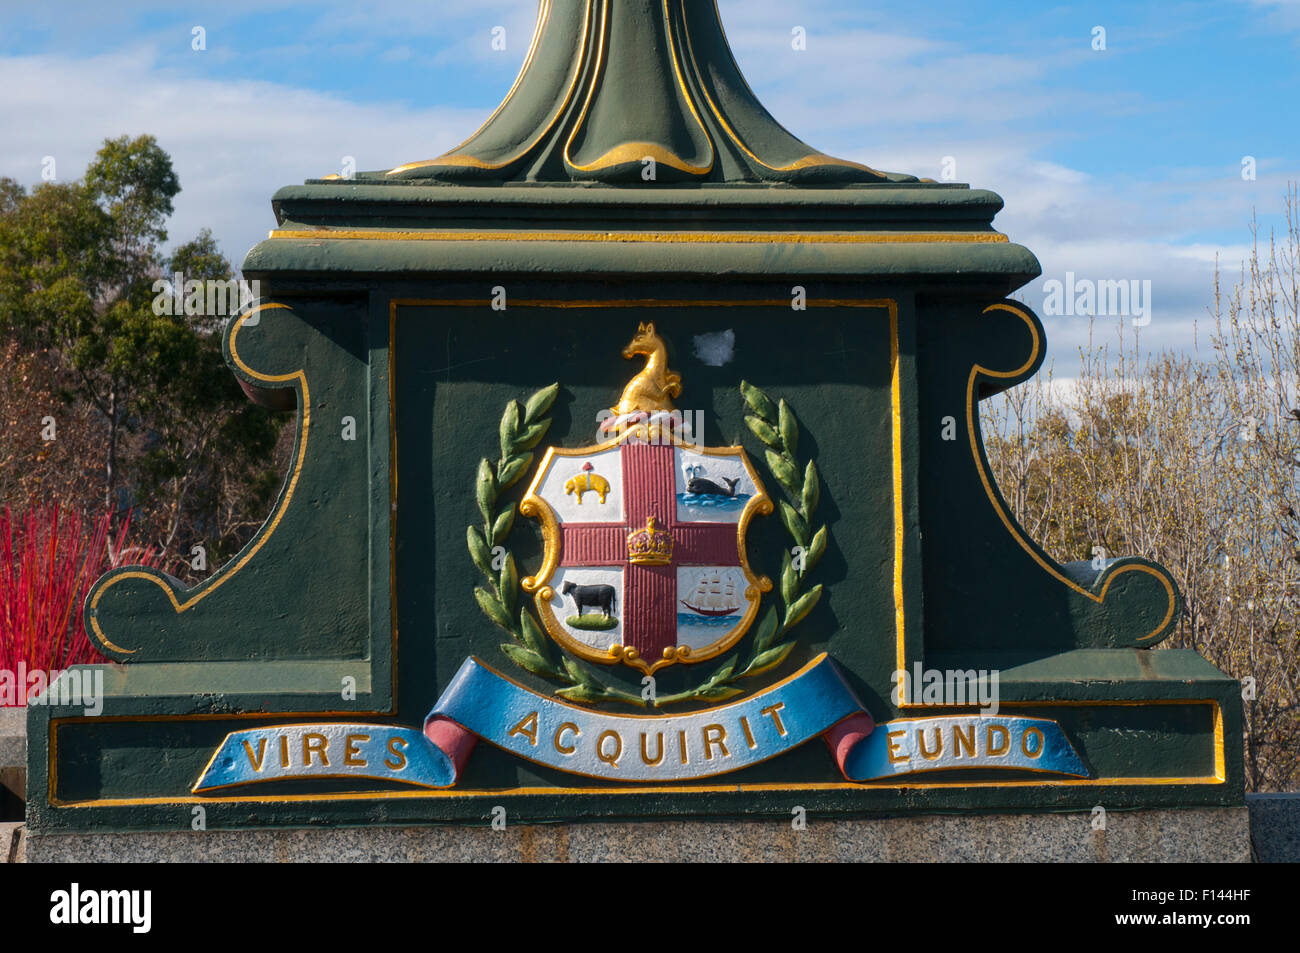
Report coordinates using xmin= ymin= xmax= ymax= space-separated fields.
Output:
xmin=1 ymin=0 xmax=1297 ymax=364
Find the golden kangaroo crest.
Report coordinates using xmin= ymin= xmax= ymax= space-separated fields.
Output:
xmin=613 ymin=322 xmax=682 ymax=418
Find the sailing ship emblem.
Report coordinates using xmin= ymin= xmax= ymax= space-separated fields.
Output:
xmin=681 ymin=570 xmax=743 ymax=618
xmin=520 ymin=324 xmax=772 ymax=675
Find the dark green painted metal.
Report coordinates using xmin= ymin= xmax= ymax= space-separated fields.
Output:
xmin=381 ymin=0 xmax=915 ymax=184
xmin=26 ymin=1 xmax=1243 ymax=832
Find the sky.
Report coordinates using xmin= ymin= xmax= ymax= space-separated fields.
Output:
xmin=0 ymin=0 xmax=1297 ymax=368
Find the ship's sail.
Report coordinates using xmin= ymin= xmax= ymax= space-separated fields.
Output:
xmin=683 ymin=571 xmax=742 ymax=615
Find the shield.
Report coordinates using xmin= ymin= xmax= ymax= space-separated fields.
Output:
xmin=521 ymin=433 xmax=772 ymax=675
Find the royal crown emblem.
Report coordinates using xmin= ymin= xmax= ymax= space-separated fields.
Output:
xmin=627 ymin=516 xmax=673 ymax=565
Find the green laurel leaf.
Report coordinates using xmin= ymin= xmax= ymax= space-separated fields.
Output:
xmin=740 ymin=380 xmax=777 ymax=422
xmin=555 ymin=683 xmax=610 ymax=704
xmin=519 ymin=609 xmax=549 ymax=656
xmin=467 ymin=526 xmax=493 ymax=577
xmin=778 ymin=399 xmax=798 ymax=456
xmin=743 ymin=642 xmax=796 ymax=679
xmin=474 ymin=586 xmax=511 ymax=630
xmin=766 ymin=450 xmax=800 ymax=494
xmin=561 ymin=655 xmax=598 ymax=688
xmin=806 ymin=526 xmax=828 ymax=573
xmin=783 ymin=584 xmax=823 ymax=631
xmin=499 ymin=400 xmax=521 ymax=463
xmin=691 ymin=685 xmax=746 ymax=702
xmin=745 ymin=415 xmax=783 ymax=449
xmin=475 ymin=459 xmax=497 ymax=523
xmin=491 ymin=505 xmax=515 ymax=547
xmin=802 ymin=459 xmax=820 ymax=517
xmin=523 ymin=382 xmax=560 ymax=424
xmin=781 ymin=549 xmax=798 ymax=606
xmin=710 ymin=655 xmax=738 ymax=683
xmin=500 ymin=643 xmax=556 ymax=678
xmin=499 ymin=553 xmax=519 ymax=615
xmin=512 ymin=418 xmax=552 ymax=453
xmin=753 ymin=605 xmax=780 ymax=652
xmin=778 ymin=500 xmax=810 ymax=548
xmin=497 ymin=452 xmax=532 ymax=491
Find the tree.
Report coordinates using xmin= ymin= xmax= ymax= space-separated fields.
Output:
xmin=0 ymin=136 xmax=288 ymax=572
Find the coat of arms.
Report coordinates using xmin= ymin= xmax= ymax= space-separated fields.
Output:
xmin=519 ymin=323 xmax=772 ymax=676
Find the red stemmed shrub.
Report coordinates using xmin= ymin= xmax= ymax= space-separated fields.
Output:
xmin=0 ymin=504 xmax=171 ymax=693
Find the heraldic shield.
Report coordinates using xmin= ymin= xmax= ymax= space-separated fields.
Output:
xmin=520 ymin=325 xmax=773 ymax=676
xmin=521 ymin=438 xmax=772 ymax=675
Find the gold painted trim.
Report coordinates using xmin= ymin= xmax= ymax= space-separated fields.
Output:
xmin=47 ymin=696 xmax=1224 ymax=807
xmin=966 ymin=303 xmax=1177 ymax=642
xmin=520 ymin=435 xmax=773 ymax=675
xmin=386 ymin=0 xmax=591 ymax=176
xmin=87 ymin=304 xmax=310 ymax=656
xmin=268 ymin=228 xmax=1009 ymax=245
xmin=891 ymin=302 xmax=906 ymax=678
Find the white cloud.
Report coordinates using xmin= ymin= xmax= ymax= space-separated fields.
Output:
xmin=0 ymin=47 xmax=480 ymax=267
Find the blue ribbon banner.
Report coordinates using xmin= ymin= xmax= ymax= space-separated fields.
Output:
xmin=193 ymin=655 xmax=1091 ymax=791
xmin=426 ymin=653 xmax=861 ymax=782
xmin=194 ymin=724 xmax=457 ymax=793
xmin=841 ymin=714 xmax=1088 ymax=781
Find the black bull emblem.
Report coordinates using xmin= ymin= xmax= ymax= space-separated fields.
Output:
xmin=560 ymin=581 xmax=617 ymax=618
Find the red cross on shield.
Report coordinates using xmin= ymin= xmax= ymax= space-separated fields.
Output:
xmin=522 ymin=436 xmax=772 ymax=675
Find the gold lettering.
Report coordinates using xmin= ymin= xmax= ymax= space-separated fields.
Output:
xmin=344 ymin=733 xmax=369 ymax=767
xmin=302 ymin=732 xmax=329 ymax=768
xmin=384 ymin=736 xmax=408 ymax=770
xmin=554 ymin=722 xmax=579 ymax=755
xmin=986 ymin=724 xmax=1009 ymax=756
xmin=917 ymin=726 xmax=943 ymax=761
xmin=702 ymin=724 xmax=729 ymax=760
xmin=509 ymin=711 xmax=539 ymax=746
xmin=953 ymin=723 xmax=975 ymax=758
xmin=886 ymin=729 xmax=909 ymax=764
xmin=739 ymin=715 xmax=757 ymax=750
xmin=242 ymin=737 xmax=267 ymax=772
xmin=640 ymin=732 xmax=664 ymax=766
xmin=1021 ymin=726 xmax=1044 ymax=759
xmin=678 ymin=729 xmax=689 ymax=764
xmin=597 ymin=730 xmax=623 ymax=767
xmin=761 ymin=702 xmax=788 ymax=736
xmin=279 ymin=734 xmax=290 ymax=768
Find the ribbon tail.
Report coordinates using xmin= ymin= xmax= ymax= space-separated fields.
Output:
xmin=824 ymin=712 xmax=877 ymax=779
xmin=423 ymin=715 xmax=477 ymax=782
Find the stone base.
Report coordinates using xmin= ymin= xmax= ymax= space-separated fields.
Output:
xmin=22 ymin=807 xmax=1251 ymax=863
xmin=1248 ymin=794 xmax=1300 ymax=863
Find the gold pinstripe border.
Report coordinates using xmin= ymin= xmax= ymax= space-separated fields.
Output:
xmin=46 ymin=698 xmax=1224 ymax=807
xmin=269 ymin=228 xmax=1009 ymax=245
xmin=50 ymin=297 xmax=1224 ymax=810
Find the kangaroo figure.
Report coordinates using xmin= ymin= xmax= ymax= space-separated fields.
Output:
xmin=613 ymin=322 xmax=682 ymax=418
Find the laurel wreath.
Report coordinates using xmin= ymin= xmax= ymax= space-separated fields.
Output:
xmin=468 ymin=382 xmax=827 ymax=709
